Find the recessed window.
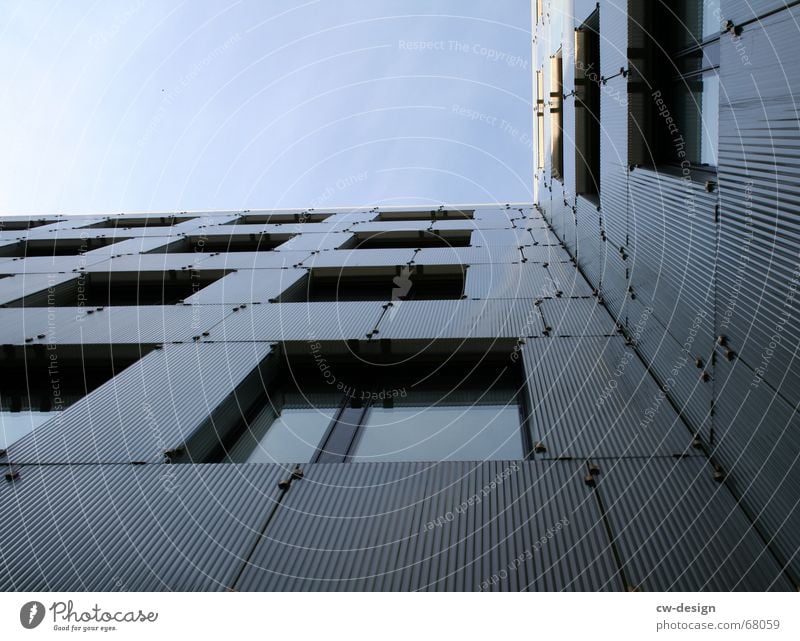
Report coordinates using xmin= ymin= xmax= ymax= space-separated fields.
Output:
xmin=575 ymin=7 xmax=600 ymax=200
xmin=236 ymin=212 xmax=333 ymax=224
xmin=154 ymin=233 xmax=295 ymax=254
xmin=0 ymin=218 xmax=57 ymax=231
xmin=86 ymin=216 xmax=195 ymax=229
xmin=213 ymin=357 xmax=530 ymax=464
xmin=3 ymin=270 xmax=227 ymax=307
xmin=0 ymin=347 xmax=147 ymax=450
xmin=536 ymin=69 xmax=545 ymax=170
xmin=629 ymin=1 xmax=720 ymax=167
xmin=275 ymin=266 xmax=465 ymax=302
xmin=373 ymin=210 xmax=473 ymax=222
xmin=340 ymin=230 xmax=472 ymax=250
xmin=550 ymin=49 xmax=564 ymax=181
xmin=3 ymin=237 xmax=128 ymax=258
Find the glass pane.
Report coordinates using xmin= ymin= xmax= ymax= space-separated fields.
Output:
xmin=673 ymin=70 xmax=718 ymax=166
xmin=350 ymin=401 xmax=524 ymax=463
xmin=0 ymin=411 xmax=57 ymax=449
xmin=226 ymin=390 xmax=338 ymax=463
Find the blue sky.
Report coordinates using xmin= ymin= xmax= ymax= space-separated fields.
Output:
xmin=0 ymin=1 xmax=532 ymax=215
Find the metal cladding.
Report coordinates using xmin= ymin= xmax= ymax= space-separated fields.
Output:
xmin=534 ymin=1 xmax=800 ymax=585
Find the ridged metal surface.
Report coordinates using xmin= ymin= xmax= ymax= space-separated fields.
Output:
xmin=193 ymin=250 xmax=311 ymax=270
xmin=0 ymin=273 xmax=78 ymax=306
xmin=83 ymin=236 xmax=182 ymax=256
xmin=464 ymin=263 xmax=562 ymax=300
xmin=183 ymin=269 xmax=307 ymax=304
xmin=545 ymin=259 xmax=594 ymax=297
xmin=210 ymin=302 xmax=384 ymax=342
xmin=520 ymin=244 xmax=572 ymax=263
xmin=0 ymin=305 xmax=233 ymax=345
xmin=275 ymin=233 xmax=352 ymax=252
xmin=301 ymin=248 xmax=414 ymax=268
xmin=539 ymin=298 xmax=619 ymax=337
xmin=597 ymin=457 xmax=793 ymax=591
xmin=717 ymin=6 xmax=800 ymax=406
xmin=374 ymin=299 xmax=543 ymax=340
xmin=85 ymin=253 xmax=211 ymax=273
xmin=3 ymin=342 xmax=274 ymax=464
xmin=522 ymin=337 xmax=694 ymax=459
xmin=712 ymin=352 xmax=800 ymax=579
xmin=413 ymin=246 xmax=522 ymax=266
xmin=0 ymin=255 xmax=109 ymax=274
xmin=0 ymin=463 xmax=287 ymax=591
xmin=236 ymin=460 xmax=622 ymax=591
xmin=469 ymin=229 xmax=533 ymax=246
xmin=726 ymin=0 xmax=789 ymax=23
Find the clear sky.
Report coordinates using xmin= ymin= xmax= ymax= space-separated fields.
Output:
xmin=0 ymin=1 xmax=532 ymax=215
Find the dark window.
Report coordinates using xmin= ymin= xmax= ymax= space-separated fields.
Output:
xmin=340 ymin=230 xmax=472 ymax=250
xmin=86 ymin=216 xmax=195 ymax=229
xmin=373 ymin=210 xmax=473 ymax=222
xmin=214 ymin=356 xmax=530 ymax=464
xmin=236 ymin=212 xmax=333 ymax=224
xmin=3 ymin=237 xmax=128 ymax=258
xmin=550 ymin=50 xmax=564 ymax=181
xmin=3 ymin=271 xmax=227 ymax=307
xmin=0 ymin=346 xmax=148 ymax=449
xmin=153 ymin=233 xmax=295 ymax=253
xmin=575 ymin=8 xmax=601 ymax=200
xmin=0 ymin=218 xmax=57 ymax=231
xmin=629 ymin=0 xmax=720 ymax=167
xmin=276 ymin=266 xmax=466 ymax=303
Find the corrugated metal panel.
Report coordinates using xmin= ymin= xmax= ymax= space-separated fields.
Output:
xmin=539 ymin=298 xmax=619 ymax=337
xmin=717 ymin=6 xmax=800 ymax=407
xmin=464 ymin=263 xmax=561 ymax=300
xmin=374 ymin=299 xmax=543 ymax=340
xmin=301 ymin=248 xmax=414 ymax=268
xmin=82 ymin=236 xmax=180 ymax=256
xmin=522 ymin=337 xmax=694 ymax=459
xmin=3 ymin=342 xmax=275 ymax=464
xmin=545 ymin=259 xmax=594 ymax=297
xmin=0 ymin=255 xmax=109 ymax=273
xmin=599 ymin=244 xmax=629 ymax=323
xmin=629 ymin=168 xmax=717 ymax=348
xmin=236 ymin=460 xmax=622 ymax=591
xmin=713 ymin=352 xmax=800 ymax=579
xmin=0 ymin=273 xmax=78 ymax=306
xmin=190 ymin=250 xmax=311 ymax=270
xmin=597 ymin=457 xmax=793 ymax=591
xmin=631 ymin=303 xmax=714 ymax=441
xmin=183 ymin=269 xmax=307 ymax=304
xmin=521 ymin=244 xmax=572 ymax=263
xmin=413 ymin=246 xmax=522 ymax=266
xmin=0 ymin=306 xmax=231 ymax=344
xmin=470 ymin=229 xmax=532 ymax=246
xmin=430 ymin=219 xmax=514 ymax=231
xmin=275 ymin=233 xmax=352 ymax=252
xmin=0 ymin=463 xmax=287 ymax=591
xmin=527 ymin=225 xmax=562 ymax=245
xmin=210 ymin=302 xmax=384 ymax=342
xmin=725 ymin=0 xmax=790 ymax=24
xmin=347 ymin=221 xmax=433 ymax=233
xmin=85 ymin=253 xmax=210 ymax=273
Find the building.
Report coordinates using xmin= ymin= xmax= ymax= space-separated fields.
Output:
xmin=0 ymin=0 xmax=797 ymax=592
xmin=532 ymin=0 xmax=800 ymax=590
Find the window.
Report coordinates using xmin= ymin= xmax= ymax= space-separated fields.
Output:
xmin=154 ymin=233 xmax=295 ymax=253
xmin=340 ymin=230 xmax=472 ymax=250
xmin=629 ymin=0 xmax=720 ymax=167
xmin=4 ymin=237 xmax=128 ymax=258
xmin=214 ymin=357 xmax=530 ymax=464
xmin=535 ymin=0 xmax=543 ymax=24
xmin=236 ymin=212 xmax=332 ymax=224
xmin=575 ymin=8 xmax=600 ymax=200
xmin=4 ymin=270 xmax=227 ymax=307
xmin=373 ymin=210 xmax=473 ymax=222
xmin=0 ymin=347 xmax=147 ymax=450
xmin=550 ymin=50 xmax=564 ymax=181
xmin=276 ymin=266 xmax=465 ymax=302
xmin=0 ymin=218 xmax=57 ymax=231
xmin=536 ymin=69 xmax=545 ymax=170
xmin=86 ymin=216 xmax=195 ymax=229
